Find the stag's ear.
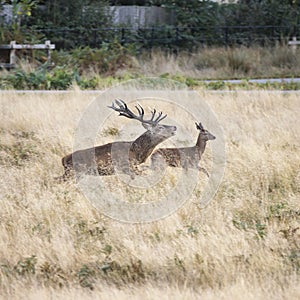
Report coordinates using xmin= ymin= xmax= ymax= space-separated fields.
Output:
xmin=142 ymin=123 xmax=153 ymax=131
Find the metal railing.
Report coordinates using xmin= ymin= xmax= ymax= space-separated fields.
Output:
xmin=33 ymin=25 xmax=300 ymax=49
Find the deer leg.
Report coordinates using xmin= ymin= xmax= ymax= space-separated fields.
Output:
xmin=182 ymin=161 xmax=189 ymax=172
xmin=54 ymin=166 xmax=74 ymax=182
xmin=198 ymin=166 xmax=209 ymax=178
xmin=54 ymin=174 xmax=67 ymax=182
xmin=130 ymin=164 xmax=143 ymax=177
xmin=150 ymin=153 xmax=166 ymax=171
xmin=132 ymin=164 xmax=149 ymax=176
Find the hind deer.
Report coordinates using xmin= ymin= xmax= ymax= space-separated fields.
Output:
xmin=150 ymin=122 xmax=215 ymax=177
xmin=59 ymin=99 xmax=177 ymax=180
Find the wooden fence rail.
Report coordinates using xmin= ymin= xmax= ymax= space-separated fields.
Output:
xmin=0 ymin=40 xmax=55 ymax=69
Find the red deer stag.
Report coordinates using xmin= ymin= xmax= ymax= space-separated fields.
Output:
xmin=150 ymin=122 xmax=215 ymax=177
xmin=59 ymin=99 xmax=177 ymax=180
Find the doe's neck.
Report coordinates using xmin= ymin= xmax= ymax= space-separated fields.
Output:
xmin=196 ymin=134 xmax=207 ymax=155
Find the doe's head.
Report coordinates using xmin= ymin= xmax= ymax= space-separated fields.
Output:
xmin=196 ymin=122 xmax=216 ymax=141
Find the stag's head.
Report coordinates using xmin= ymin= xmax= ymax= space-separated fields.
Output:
xmin=196 ymin=122 xmax=216 ymax=141
xmin=109 ymin=99 xmax=177 ymax=140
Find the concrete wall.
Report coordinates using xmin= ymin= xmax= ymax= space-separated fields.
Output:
xmin=0 ymin=5 xmax=175 ymax=28
xmin=110 ymin=6 xmax=175 ymax=28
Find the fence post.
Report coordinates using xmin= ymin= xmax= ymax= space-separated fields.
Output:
xmin=150 ymin=27 xmax=155 ymax=49
xmin=291 ymin=36 xmax=297 ymax=54
xmin=223 ymin=27 xmax=229 ymax=47
xmin=175 ymin=27 xmax=179 ymax=44
xmin=9 ymin=41 xmax=16 ymax=65
xmin=93 ymin=30 xmax=97 ymax=47
xmin=121 ymin=27 xmax=125 ymax=45
xmin=45 ymin=40 xmax=52 ymax=64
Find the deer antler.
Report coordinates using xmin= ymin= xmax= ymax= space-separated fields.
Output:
xmin=109 ymin=99 xmax=167 ymax=125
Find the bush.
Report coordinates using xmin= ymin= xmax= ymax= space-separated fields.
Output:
xmin=45 ymin=68 xmax=75 ymax=90
xmin=0 ymin=67 xmax=76 ymax=90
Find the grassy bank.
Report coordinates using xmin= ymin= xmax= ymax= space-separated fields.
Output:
xmin=0 ymin=91 xmax=299 ymax=299
xmin=1 ymin=45 xmax=300 ymax=90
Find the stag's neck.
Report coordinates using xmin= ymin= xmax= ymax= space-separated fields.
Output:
xmin=196 ymin=134 xmax=207 ymax=156
xmin=130 ymin=131 xmax=165 ymax=164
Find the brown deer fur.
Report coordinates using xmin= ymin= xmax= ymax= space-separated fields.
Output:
xmin=59 ymin=100 xmax=176 ymax=180
xmin=151 ymin=122 xmax=215 ymax=176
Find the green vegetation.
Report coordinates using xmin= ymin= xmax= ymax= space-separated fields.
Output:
xmin=2 ymin=67 xmax=300 ymax=91
xmin=1 ymin=44 xmax=300 ymax=90
xmin=2 ymin=0 xmax=300 ymax=48
xmin=1 ymin=1 xmax=300 ymax=89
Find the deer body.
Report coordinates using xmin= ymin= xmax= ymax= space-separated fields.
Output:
xmin=60 ymin=100 xmax=176 ymax=180
xmin=151 ymin=122 xmax=215 ymax=176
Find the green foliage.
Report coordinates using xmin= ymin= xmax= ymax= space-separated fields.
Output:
xmin=102 ymin=244 xmax=113 ymax=256
xmin=0 ymin=66 xmax=83 ymax=90
xmin=69 ymin=42 xmax=135 ymax=74
xmin=1 ymin=0 xmax=300 ymax=49
xmin=40 ymin=261 xmax=66 ymax=287
xmin=0 ymin=67 xmax=75 ymax=90
xmin=50 ymin=41 xmax=136 ymax=76
xmin=159 ymin=73 xmax=202 ymax=87
xmin=255 ymin=223 xmax=267 ymax=239
xmin=174 ymin=254 xmax=185 ymax=271
xmin=232 ymin=210 xmax=268 ymax=239
xmin=161 ymin=0 xmax=220 ymax=47
xmin=233 ymin=199 xmax=299 ymax=240
xmin=226 ymin=0 xmax=299 ymax=28
xmin=0 ymin=0 xmax=44 ymax=44
xmin=204 ymin=80 xmax=227 ymax=90
xmin=77 ymin=265 xmax=95 ymax=289
xmin=14 ymin=255 xmax=37 ymax=276
xmin=288 ymin=250 xmax=300 ymax=271
xmin=74 ymin=220 xmax=106 ymax=240
xmin=2 ymin=68 xmax=300 ymax=91
xmin=162 ymin=0 xmax=300 ymax=47
xmin=34 ymin=0 xmax=111 ymax=28
xmin=45 ymin=67 xmax=74 ymax=90
xmin=267 ymin=202 xmax=300 ymax=221
xmin=102 ymin=127 xmax=120 ymax=137
xmin=30 ymin=0 xmax=112 ymax=49
xmin=186 ymin=225 xmax=199 ymax=236
xmin=77 ymin=77 xmax=98 ymax=89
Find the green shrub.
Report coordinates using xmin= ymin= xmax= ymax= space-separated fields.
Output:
xmin=46 ymin=68 xmax=74 ymax=90
xmin=70 ymin=42 xmax=135 ymax=75
xmin=0 ymin=67 xmax=77 ymax=90
xmin=14 ymin=255 xmax=37 ymax=276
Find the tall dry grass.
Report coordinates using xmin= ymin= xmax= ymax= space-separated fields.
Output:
xmin=134 ymin=46 xmax=300 ymax=79
xmin=0 ymin=90 xmax=299 ymax=299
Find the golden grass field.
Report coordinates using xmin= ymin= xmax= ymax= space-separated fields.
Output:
xmin=0 ymin=89 xmax=299 ymax=299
